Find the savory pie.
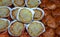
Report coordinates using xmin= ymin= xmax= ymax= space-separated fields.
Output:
xmin=9 ymin=21 xmax=24 ymax=36
xmin=27 ymin=21 xmax=45 ymax=37
xmin=17 ymin=8 xmax=34 ymax=23
xmin=0 ymin=18 xmax=10 ymax=32
xmin=26 ymin=0 xmax=41 ymax=8
xmin=0 ymin=0 xmax=12 ymax=6
xmin=32 ymin=8 xmax=44 ymax=20
xmin=34 ymin=9 xmax=42 ymax=20
xmin=14 ymin=0 xmax=25 ymax=7
xmin=0 ymin=6 xmax=10 ymax=18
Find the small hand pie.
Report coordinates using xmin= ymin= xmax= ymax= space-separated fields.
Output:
xmin=26 ymin=0 xmax=41 ymax=8
xmin=14 ymin=0 xmax=25 ymax=7
xmin=32 ymin=8 xmax=44 ymax=20
xmin=9 ymin=21 xmax=24 ymax=36
xmin=0 ymin=18 xmax=10 ymax=32
xmin=0 ymin=0 xmax=12 ymax=6
xmin=27 ymin=21 xmax=45 ymax=37
xmin=34 ymin=9 xmax=42 ymax=20
xmin=17 ymin=8 xmax=34 ymax=23
xmin=0 ymin=6 xmax=10 ymax=18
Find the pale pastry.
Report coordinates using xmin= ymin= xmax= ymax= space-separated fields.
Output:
xmin=25 ymin=0 xmax=41 ymax=8
xmin=0 ymin=18 xmax=10 ymax=32
xmin=8 ymin=20 xmax=24 ymax=36
xmin=14 ymin=0 xmax=25 ymax=7
xmin=26 ymin=21 xmax=45 ymax=37
xmin=17 ymin=8 xmax=35 ymax=23
xmin=0 ymin=0 xmax=12 ymax=6
xmin=0 ymin=6 xmax=10 ymax=18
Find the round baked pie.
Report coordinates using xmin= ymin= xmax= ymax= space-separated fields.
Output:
xmin=26 ymin=21 xmax=45 ymax=37
xmin=8 ymin=20 xmax=25 ymax=36
xmin=0 ymin=0 xmax=12 ymax=6
xmin=13 ymin=0 xmax=25 ymax=7
xmin=17 ymin=8 xmax=35 ymax=23
xmin=0 ymin=18 xmax=10 ymax=33
xmin=32 ymin=8 xmax=44 ymax=20
xmin=25 ymin=0 xmax=41 ymax=8
xmin=0 ymin=6 xmax=10 ymax=18
xmin=10 ymin=7 xmax=20 ymax=19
